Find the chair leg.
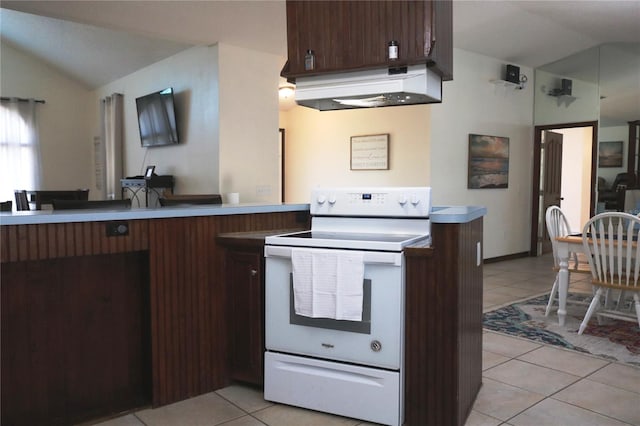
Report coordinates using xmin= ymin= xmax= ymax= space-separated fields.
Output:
xmin=579 ymin=287 xmax=603 ymax=335
xmin=598 ymin=289 xmax=613 ymax=325
xmin=545 ymin=275 xmax=559 ymax=317
xmin=634 ymin=293 xmax=640 ymax=328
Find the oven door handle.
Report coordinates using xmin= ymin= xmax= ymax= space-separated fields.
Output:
xmin=264 ymin=245 xmax=403 ymax=266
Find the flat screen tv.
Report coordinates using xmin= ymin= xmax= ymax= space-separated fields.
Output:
xmin=136 ymin=87 xmax=179 ymax=147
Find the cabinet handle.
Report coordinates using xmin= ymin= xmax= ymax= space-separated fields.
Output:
xmin=250 ymin=269 xmax=258 ymax=276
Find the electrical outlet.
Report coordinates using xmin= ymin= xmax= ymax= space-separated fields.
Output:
xmin=256 ymin=185 xmax=271 ymax=196
xmin=106 ymin=221 xmax=129 ymax=237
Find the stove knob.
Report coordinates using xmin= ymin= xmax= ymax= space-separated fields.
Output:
xmin=398 ymin=195 xmax=408 ymax=206
xmin=328 ymin=195 xmax=337 ymax=205
xmin=370 ymin=340 xmax=382 ymax=352
xmin=317 ymin=194 xmax=326 ymax=204
xmin=411 ymin=195 xmax=420 ymax=206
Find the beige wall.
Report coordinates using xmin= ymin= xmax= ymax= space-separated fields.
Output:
xmin=93 ymin=45 xmax=220 ymax=197
xmin=1 ymin=42 xmax=94 ymax=193
xmin=279 ymin=105 xmax=430 ymax=203
xmin=5 ymin=39 xmax=545 ymax=259
xmin=534 ymin=69 xmax=599 ymax=126
xmin=218 ymin=44 xmax=283 ymax=203
xmin=280 ymin=49 xmax=536 ymax=258
xmin=426 ymin=49 xmax=534 ymax=258
xmin=93 ymin=43 xmax=283 ymax=203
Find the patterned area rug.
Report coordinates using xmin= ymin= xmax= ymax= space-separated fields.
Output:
xmin=483 ymin=294 xmax=640 ymax=367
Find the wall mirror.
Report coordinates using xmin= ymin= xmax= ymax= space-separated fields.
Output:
xmin=532 ymin=42 xmax=640 ymax=254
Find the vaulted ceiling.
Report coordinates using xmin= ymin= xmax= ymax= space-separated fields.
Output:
xmin=1 ymin=0 xmax=639 ymax=122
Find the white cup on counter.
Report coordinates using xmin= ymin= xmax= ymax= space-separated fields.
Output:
xmin=225 ymin=192 xmax=239 ymax=204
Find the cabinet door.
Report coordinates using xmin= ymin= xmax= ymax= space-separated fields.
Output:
xmin=283 ymin=0 xmax=435 ymax=77
xmin=226 ymin=249 xmax=264 ymax=385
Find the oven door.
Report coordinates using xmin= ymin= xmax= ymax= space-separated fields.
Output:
xmin=264 ymin=245 xmax=404 ymax=370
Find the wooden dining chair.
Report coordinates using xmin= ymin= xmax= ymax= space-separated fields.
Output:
xmin=544 ymin=205 xmax=591 ymax=317
xmin=579 ymin=212 xmax=640 ymax=334
xmin=14 ymin=190 xmax=30 ymax=211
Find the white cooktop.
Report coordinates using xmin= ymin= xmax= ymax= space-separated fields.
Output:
xmin=266 ymin=187 xmax=432 ymax=251
xmin=264 ymin=228 xmax=429 ymax=251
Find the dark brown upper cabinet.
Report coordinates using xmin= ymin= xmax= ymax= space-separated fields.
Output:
xmin=281 ymin=0 xmax=452 ymax=81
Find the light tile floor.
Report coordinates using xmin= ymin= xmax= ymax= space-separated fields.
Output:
xmin=91 ymin=254 xmax=640 ymax=426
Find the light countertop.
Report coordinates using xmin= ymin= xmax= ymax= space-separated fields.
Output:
xmin=431 ymin=206 xmax=487 ymax=223
xmin=0 ymin=203 xmax=310 ymax=226
xmin=1 ymin=203 xmax=487 ymax=226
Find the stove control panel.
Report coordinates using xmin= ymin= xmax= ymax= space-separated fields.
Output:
xmin=311 ymin=187 xmax=431 ymax=217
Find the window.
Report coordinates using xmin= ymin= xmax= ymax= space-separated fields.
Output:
xmin=0 ymin=100 xmax=42 ymax=204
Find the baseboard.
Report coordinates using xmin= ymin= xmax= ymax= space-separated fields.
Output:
xmin=483 ymin=251 xmax=530 ymax=264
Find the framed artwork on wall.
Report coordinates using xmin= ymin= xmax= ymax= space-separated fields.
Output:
xmin=598 ymin=141 xmax=623 ymax=167
xmin=350 ymin=134 xmax=389 ymax=170
xmin=468 ymin=134 xmax=509 ymax=189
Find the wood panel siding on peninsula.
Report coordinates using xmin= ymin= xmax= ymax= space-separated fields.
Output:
xmin=1 ymin=210 xmax=309 ymax=425
xmin=1 ymin=208 xmax=481 ymax=425
xmin=404 ymin=218 xmax=483 ymax=426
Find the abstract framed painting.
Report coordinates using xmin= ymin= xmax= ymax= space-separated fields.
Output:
xmin=598 ymin=141 xmax=623 ymax=167
xmin=468 ymin=134 xmax=509 ymax=189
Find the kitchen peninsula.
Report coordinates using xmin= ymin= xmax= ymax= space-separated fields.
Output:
xmin=1 ymin=203 xmax=310 ymax=426
xmin=1 ymin=204 xmax=485 ymax=426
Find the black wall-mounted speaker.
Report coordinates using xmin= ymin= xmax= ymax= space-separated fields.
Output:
xmin=506 ymin=64 xmax=520 ymax=84
xmin=561 ymin=78 xmax=572 ymax=96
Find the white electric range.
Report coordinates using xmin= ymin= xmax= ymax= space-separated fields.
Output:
xmin=263 ymin=187 xmax=431 ymax=426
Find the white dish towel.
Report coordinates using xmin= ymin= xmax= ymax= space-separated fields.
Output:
xmin=291 ymin=248 xmax=364 ymax=321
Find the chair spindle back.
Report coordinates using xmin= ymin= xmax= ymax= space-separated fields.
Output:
xmin=582 ymin=212 xmax=640 ymax=289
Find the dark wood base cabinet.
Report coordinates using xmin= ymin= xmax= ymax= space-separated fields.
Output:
xmin=1 ymin=211 xmax=309 ymax=425
xmin=1 ymin=252 xmax=151 ymax=426
xmin=404 ymin=218 xmax=483 ymax=426
xmin=217 ymin=229 xmax=305 ymax=386
xmin=1 ymin=212 xmax=481 ymax=425
xmin=223 ymin=243 xmax=265 ymax=385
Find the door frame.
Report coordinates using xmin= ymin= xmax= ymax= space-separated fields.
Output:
xmin=540 ymin=130 xmax=564 ymax=255
xmin=279 ymin=128 xmax=285 ymax=202
xmin=529 ymin=121 xmax=599 ymax=255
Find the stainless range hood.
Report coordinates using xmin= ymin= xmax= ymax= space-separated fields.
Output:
xmin=294 ymin=64 xmax=442 ymax=111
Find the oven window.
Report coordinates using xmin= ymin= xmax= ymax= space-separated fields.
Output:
xmin=289 ymin=275 xmax=372 ymax=334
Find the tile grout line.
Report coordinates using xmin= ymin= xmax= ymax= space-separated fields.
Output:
xmin=210 ymin=390 xmax=268 ymax=426
xmin=512 ymin=353 xmax=611 ymax=378
xmin=132 ymin=412 xmax=150 ymax=426
xmin=546 ymin=379 xmax=639 ymax=426
xmin=486 ymin=345 xmax=637 ymax=425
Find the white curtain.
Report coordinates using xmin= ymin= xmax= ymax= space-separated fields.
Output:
xmin=0 ymin=98 xmax=42 ymax=204
xmin=101 ymin=94 xmax=124 ymax=199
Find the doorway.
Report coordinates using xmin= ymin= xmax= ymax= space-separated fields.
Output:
xmin=530 ymin=121 xmax=598 ymax=256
